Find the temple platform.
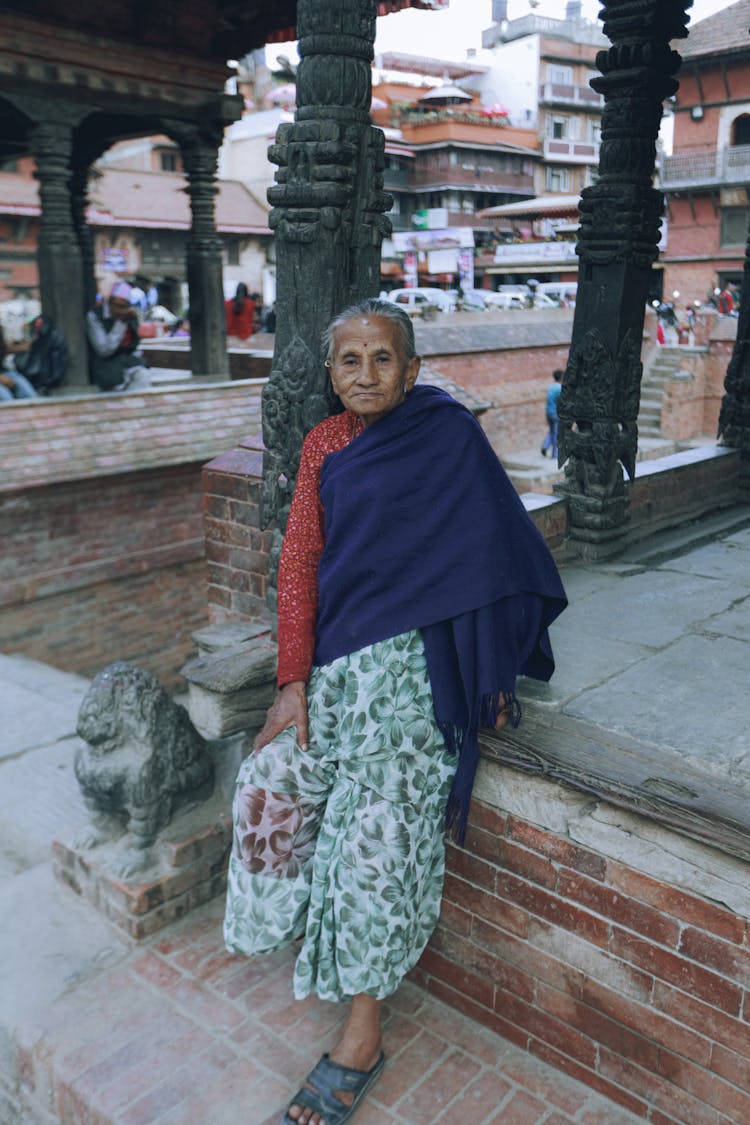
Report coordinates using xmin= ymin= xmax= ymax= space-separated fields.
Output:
xmin=2 ymin=507 xmax=749 ymax=1122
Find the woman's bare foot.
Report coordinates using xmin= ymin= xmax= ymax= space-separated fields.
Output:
xmin=286 ymin=995 xmax=382 ymax=1125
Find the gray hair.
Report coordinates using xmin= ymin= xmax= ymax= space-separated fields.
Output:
xmin=322 ymin=298 xmax=417 ymax=365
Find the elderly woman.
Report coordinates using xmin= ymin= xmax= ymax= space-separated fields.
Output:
xmin=224 ymin=299 xmax=566 ymax=1125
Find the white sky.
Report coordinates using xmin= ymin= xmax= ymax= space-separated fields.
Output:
xmin=372 ymin=1 xmax=735 ymax=61
xmin=267 ymin=1 xmax=736 ymax=68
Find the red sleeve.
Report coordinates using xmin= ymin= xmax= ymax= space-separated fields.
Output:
xmin=276 ymin=414 xmax=357 ymax=687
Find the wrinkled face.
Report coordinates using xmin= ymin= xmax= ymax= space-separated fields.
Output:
xmin=327 ymin=316 xmax=420 ymax=427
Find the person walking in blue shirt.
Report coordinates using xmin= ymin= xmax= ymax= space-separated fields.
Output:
xmin=541 ymin=369 xmax=563 ymax=459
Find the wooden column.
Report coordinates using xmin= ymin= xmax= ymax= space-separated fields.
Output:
xmin=260 ymin=0 xmax=391 ymax=604
xmin=28 ymin=114 xmax=89 ymax=388
xmin=556 ymin=1 xmax=692 ymax=557
xmin=179 ymin=125 xmax=229 ymax=379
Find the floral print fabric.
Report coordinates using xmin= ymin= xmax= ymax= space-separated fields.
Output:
xmin=223 ymin=630 xmax=456 ymax=1002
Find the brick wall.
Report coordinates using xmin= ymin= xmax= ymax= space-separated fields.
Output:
xmin=0 ymin=559 xmax=207 ymax=691
xmin=425 ymin=347 xmax=571 ymax=457
xmin=415 ymin=763 xmax=750 ymax=1125
xmin=202 ymin=435 xmax=273 ymax=627
xmin=0 ymin=381 xmax=263 ymax=493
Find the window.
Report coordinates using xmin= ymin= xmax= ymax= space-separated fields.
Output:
xmin=160 ymin=150 xmax=178 ymax=172
xmin=587 ymin=119 xmax=601 ymax=144
xmin=548 ymin=64 xmax=573 ymax=85
xmin=731 ymin=115 xmax=750 ymax=147
xmin=226 ymin=240 xmax=240 ymax=266
xmin=550 ymin=117 xmax=568 ymax=140
xmin=546 ymin=167 xmax=570 ymax=192
xmin=720 ymin=208 xmax=750 ymax=246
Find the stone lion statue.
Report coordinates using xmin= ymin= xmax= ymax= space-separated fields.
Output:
xmin=75 ymin=661 xmax=213 ymax=876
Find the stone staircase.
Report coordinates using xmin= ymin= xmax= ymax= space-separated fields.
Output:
xmin=638 ymin=345 xmax=683 ymax=440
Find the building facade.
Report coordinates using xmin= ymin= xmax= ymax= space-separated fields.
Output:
xmin=660 ymin=0 xmax=750 ymax=305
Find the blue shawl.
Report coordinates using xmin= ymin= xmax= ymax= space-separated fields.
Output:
xmin=314 ymin=385 xmax=567 ymax=840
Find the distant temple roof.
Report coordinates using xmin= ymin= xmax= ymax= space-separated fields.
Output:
xmin=0 ymin=167 xmax=271 ymax=235
xmin=376 ymin=50 xmax=488 ymax=80
xmin=679 ymin=0 xmax=750 ymax=60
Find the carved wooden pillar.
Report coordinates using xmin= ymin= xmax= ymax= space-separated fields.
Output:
xmin=70 ymin=164 xmax=98 ymax=313
xmin=179 ymin=126 xmax=229 ymax=379
xmin=28 ymin=116 xmax=89 ymax=388
xmin=556 ymin=1 xmax=691 ymax=556
xmin=718 ymin=226 xmax=750 ymax=489
xmin=261 ymin=0 xmax=391 ymax=604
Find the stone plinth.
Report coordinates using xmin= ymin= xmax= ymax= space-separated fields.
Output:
xmin=52 ymin=795 xmax=232 ymax=940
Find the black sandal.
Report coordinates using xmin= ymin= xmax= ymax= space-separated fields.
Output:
xmin=282 ymin=1051 xmax=385 ymax=1124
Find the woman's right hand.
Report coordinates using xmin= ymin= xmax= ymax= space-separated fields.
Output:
xmin=253 ymin=680 xmax=309 ymax=752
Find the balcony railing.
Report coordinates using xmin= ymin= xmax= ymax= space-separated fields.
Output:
xmin=543 ymin=137 xmax=599 ymax=164
xmin=660 ymin=145 xmax=750 ymax=189
xmin=409 ymin=165 xmax=535 ymax=192
xmin=492 ymin=240 xmax=579 ymax=265
xmin=539 ymin=82 xmax=603 ymax=109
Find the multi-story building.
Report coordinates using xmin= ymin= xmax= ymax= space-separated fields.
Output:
xmin=659 ymin=1 xmax=750 ymax=305
xmin=478 ymin=0 xmax=606 ymax=199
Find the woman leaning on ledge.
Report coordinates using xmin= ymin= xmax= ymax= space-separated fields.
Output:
xmin=223 ymin=298 xmax=567 ymax=1125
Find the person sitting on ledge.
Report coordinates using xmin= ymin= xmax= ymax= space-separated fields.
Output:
xmin=223 ymin=298 xmax=567 ymax=1125
xmin=0 ymin=324 xmax=37 ymax=403
xmin=86 ymin=281 xmax=151 ymax=392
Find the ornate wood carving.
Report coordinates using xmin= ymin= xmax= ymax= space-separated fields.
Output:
xmin=25 ymin=105 xmax=90 ymax=386
xmin=260 ymin=0 xmax=391 ymax=605
xmin=557 ymin=1 xmax=692 ymax=552
xmin=174 ymin=121 xmax=229 ymax=379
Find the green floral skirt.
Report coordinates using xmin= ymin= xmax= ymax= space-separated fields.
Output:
xmin=223 ymin=629 xmax=456 ymax=1002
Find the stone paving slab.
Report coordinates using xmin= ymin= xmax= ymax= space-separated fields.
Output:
xmin=1 ymin=655 xmax=88 ymax=762
xmin=558 ymin=569 xmax=739 ymax=651
xmin=565 ymin=633 xmax=750 ymax=765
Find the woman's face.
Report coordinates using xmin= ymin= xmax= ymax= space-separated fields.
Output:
xmin=327 ymin=316 xmax=420 ymax=427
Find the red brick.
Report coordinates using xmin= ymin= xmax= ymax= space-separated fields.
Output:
xmin=611 ymin=930 xmax=743 ymax=1016
xmin=559 ymin=869 xmax=681 ymax=946
xmin=606 ymin=861 xmax=745 ymax=944
xmin=581 ymin=978 xmax=711 ymax=1067
xmin=417 ymin=948 xmax=495 ymax=1009
xmin=487 ymin=1088 xmax=546 ymax=1123
xmin=506 ymin=817 xmax=606 ymax=880
xmin=429 ymin=925 xmax=537 ymax=1003
xmin=598 ymin=1048 xmax=722 ymax=1125
xmin=710 ymin=1042 xmax=750 ymax=1090
xmin=466 ymin=800 xmax=508 ymax=837
xmin=529 ymin=1040 xmax=648 ymax=1118
xmin=443 ymin=872 xmax=529 ymax=938
xmin=425 ymin=976 xmax=530 ymax=1053
xmin=473 ymin=916 xmax=586 ymax=998
xmin=496 ymin=992 xmax=597 ymax=1068
xmin=438 ymin=1069 xmax=513 ymax=1122
xmin=497 ymin=871 xmax=611 ymax=947
xmin=537 ymin=982 xmax=664 ymax=1072
xmin=438 ymin=899 xmax=473 ymax=936
xmin=461 ymin=823 xmax=504 ymax=865
xmin=445 ymin=842 xmax=498 ymax=891
xmin=372 ymin=1029 xmax=449 ymax=1108
xmin=679 ymin=927 xmax=750 ymax=986
xmin=658 ymin=1048 xmax=750 ymax=1121
xmin=397 ymin=1048 xmax=483 ymax=1121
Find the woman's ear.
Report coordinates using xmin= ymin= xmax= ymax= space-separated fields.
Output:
xmin=405 ymin=355 xmax=421 ymax=391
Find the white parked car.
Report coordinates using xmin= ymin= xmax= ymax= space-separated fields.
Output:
xmin=484 ymin=290 xmax=528 ymax=310
xmin=386 ymin=288 xmax=457 ymax=315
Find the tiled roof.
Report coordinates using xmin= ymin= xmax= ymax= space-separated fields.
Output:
xmin=679 ymin=0 xmax=750 ymax=59
xmin=0 ymin=168 xmax=271 ymax=234
xmin=89 ymin=169 xmax=271 ymax=233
